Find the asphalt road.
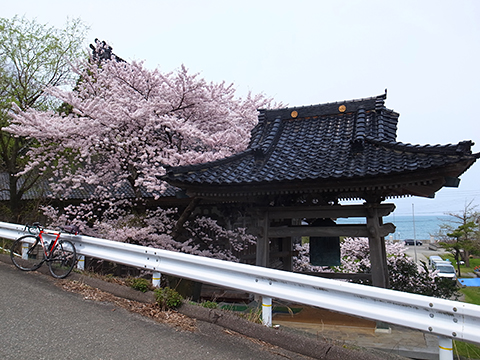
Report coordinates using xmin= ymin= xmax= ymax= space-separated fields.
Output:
xmin=0 ymin=260 xmax=312 ymax=360
xmin=403 ymin=243 xmax=448 ymax=265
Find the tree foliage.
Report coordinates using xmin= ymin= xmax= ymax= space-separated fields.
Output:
xmin=437 ymin=200 xmax=480 ymax=276
xmin=0 ymin=16 xmax=87 ymax=221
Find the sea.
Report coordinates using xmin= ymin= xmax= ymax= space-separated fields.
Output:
xmin=337 ymin=215 xmax=450 ymax=241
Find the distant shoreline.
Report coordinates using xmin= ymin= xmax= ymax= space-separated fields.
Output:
xmin=338 ymin=215 xmax=450 ymax=241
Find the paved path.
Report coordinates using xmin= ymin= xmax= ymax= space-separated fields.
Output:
xmin=0 ymin=260 xmax=311 ymax=360
xmin=404 ymin=243 xmax=446 ymax=265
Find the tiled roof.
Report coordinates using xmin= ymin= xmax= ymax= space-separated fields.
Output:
xmin=0 ymin=173 xmax=178 ymax=201
xmin=163 ymin=93 xmax=479 ymax=198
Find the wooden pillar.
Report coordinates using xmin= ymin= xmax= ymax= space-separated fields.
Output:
xmin=277 ymin=218 xmax=299 ymax=271
xmin=366 ymin=204 xmax=389 ymax=289
xmin=256 ymin=211 xmax=269 ymax=267
xmin=282 ymin=237 xmax=293 ymax=271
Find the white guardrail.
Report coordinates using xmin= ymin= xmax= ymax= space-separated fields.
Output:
xmin=1 ymin=221 xmax=479 ymax=359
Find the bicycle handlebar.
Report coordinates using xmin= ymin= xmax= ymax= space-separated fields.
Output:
xmin=25 ymin=223 xmax=43 ymax=234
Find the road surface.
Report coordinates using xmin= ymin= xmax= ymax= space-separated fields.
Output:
xmin=403 ymin=243 xmax=448 ymax=265
xmin=0 ymin=259 xmax=311 ymax=360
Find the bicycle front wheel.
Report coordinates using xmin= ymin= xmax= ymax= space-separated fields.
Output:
xmin=10 ymin=235 xmax=44 ymax=271
xmin=48 ymin=240 xmax=77 ymax=279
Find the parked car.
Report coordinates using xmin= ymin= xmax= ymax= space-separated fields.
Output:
xmin=433 ymin=261 xmax=457 ymax=280
xmin=431 ymin=258 xmax=451 ymax=267
xmin=404 ymin=239 xmax=422 ymax=246
xmin=429 ymin=255 xmax=443 ymax=267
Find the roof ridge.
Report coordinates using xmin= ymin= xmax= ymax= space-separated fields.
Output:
xmin=365 ymin=138 xmax=475 ymax=155
xmin=260 ymin=117 xmax=283 ymax=154
xmin=257 ymin=92 xmax=387 ymax=112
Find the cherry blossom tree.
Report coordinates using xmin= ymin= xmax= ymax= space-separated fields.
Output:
xmin=7 ymin=44 xmax=274 ymax=199
xmin=42 ymin=203 xmax=256 ymax=261
xmin=294 ymin=238 xmax=457 ymax=298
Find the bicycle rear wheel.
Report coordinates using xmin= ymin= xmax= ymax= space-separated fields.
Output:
xmin=10 ymin=235 xmax=44 ymax=271
xmin=48 ymin=240 xmax=77 ymax=279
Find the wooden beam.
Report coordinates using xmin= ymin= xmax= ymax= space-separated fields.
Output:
xmin=267 ymin=223 xmax=395 ymax=238
xmin=241 ymin=250 xmax=299 ymax=261
xmin=265 ymin=204 xmax=395 ymax=220
xmin=176 ymin=161 xmax=475 ymax=199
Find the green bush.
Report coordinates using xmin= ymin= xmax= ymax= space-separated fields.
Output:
xmin=200 ymin=301 xmax=218 ymax=309
xmin=154 ymin=287 xmax=183 ymax=310
xmin=126 ymin=277 xmax=152 ymax=293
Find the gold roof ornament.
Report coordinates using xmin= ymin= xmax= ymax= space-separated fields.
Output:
xmin=339 ymin=105 xmax=346 ymax=113
xmin=291 ymin=110 xmax=298 ymax=118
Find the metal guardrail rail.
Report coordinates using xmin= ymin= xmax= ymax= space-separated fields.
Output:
xmin=1 ymin=221 xmax=479 ymax=359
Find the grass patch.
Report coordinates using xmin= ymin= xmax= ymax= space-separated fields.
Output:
xmin=442 ymin=256 xmax=480 ymax=276
xmin=455 ymin=287 xmax=480 ymax=358
xmin=460 ymin=287 xmax=480 ymax=306
xmin=453 ymin=340 xmax=480 ymax=360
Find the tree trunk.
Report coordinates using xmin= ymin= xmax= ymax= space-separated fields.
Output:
xmin=464 ymin=249 xmax=471 ymax=268
xmin=8 ymin=173 xmax=20 ymax=222
xmin=455 ymin=250 xmax=462 ymax=277
xmin=172 ymin=197 xmax=201 ymax=240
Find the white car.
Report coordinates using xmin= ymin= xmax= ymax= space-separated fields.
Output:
xmin=433 ymin=261 xmax=457 ymax=280
xmin=429 ymin=255 xmax=443 ymax=267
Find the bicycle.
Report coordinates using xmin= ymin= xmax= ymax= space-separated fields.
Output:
xmin=10 ymin=223 xmax=78 ymax=279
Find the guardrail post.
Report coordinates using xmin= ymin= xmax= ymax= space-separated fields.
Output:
xmin=21 ymin=241 xmax=29 ymax=259
xmin=262 ymin=296 xmax=272 ymax=327
xmin=76 ymin=255 xmax=85 ymax=270
xmin=152 ymin=272 xmax=161 ymax=288
xmin=438 ymin=336 xmax=453 ymax=360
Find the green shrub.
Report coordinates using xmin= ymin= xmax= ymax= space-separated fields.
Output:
xmin=126 ymin=277 xmax=152 ymax=293
xmin=154 ymin=287 xmax=183 ymax=310
xmin=200 ymin=301 xmax=218 ymax=309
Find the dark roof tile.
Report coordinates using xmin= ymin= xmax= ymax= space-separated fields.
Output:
xmin=163 ymin=93 xmax=479 ymax=198
xmin=0 ymin=173 xmax=178 ymax=201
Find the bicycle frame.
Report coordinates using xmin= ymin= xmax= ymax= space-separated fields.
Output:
xmin=36 ymin=229 xmax=62 ymax=261
xmin=21 ymin=224 xmax=63 ymax=263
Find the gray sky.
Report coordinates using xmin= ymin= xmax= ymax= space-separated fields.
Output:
xmin=4 ymin=0 xmax=480 ymax=216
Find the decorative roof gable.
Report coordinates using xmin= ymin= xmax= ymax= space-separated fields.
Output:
xmin=163 ymin=93 xmax=479 ymax=200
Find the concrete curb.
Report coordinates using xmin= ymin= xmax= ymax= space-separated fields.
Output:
xmin=0 ymin=254 xmax=407 ymax=359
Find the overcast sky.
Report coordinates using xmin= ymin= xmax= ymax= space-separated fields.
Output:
xmin=4 ymin=0 xmax=480 ymax=216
